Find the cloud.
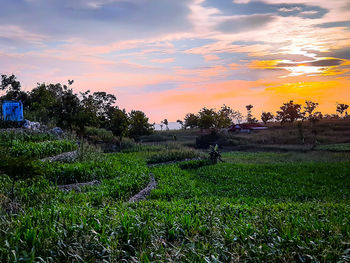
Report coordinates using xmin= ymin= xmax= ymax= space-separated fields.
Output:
xmin=204 ymin=54 xmax=220 ymax=61
xmin=278 ymin=7 xmax=301 ymax=12
xmin=0 ymin=0 xmax=193 ymax=44
xmin=151 ymin=58 xmax=175 ymax=63
xmin=217 ymin=14 xmax=276 ymax=33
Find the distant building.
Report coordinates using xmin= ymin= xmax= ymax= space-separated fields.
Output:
xmin=1 ymin=100 xmax=24 ymax=122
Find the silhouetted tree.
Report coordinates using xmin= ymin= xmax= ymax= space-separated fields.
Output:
xmin=276 ymin=100 xmax=303 ymax=124
xmin=232 ymin=110 xmax=243 ymax=124
xmin=304 ymin=100 xmax=322 ymax=124
xmin=184 ymin=113 xmax=199 ymax=129
xmin=177 ymin=119 xmax=184 ymax=129
xmin=336 ymin=103 xmax=349 ymax=118
xmin=161 ymin=119 xmax=169 ymax=130
xmin=261 ymin=112 xmax=274 ymax=124
xmin=216 ymin=104 xmax=234 ymax=128
xmin=246 ymin=104 xmax=257 ymax=123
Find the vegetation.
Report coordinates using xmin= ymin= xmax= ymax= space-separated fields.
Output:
xmin=1 ymin=141 xmax=349 ymax=262
xmin=0 ymin=74 xmax=154 ymax=141
xmin=1 ymin=74 xmax=350 ymax=262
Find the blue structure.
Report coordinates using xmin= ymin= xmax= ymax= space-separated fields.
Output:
xmin=2 ymin=100 xmax=24 ymax=121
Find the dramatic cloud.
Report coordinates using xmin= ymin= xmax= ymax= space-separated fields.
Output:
xmin=1 ymin=0 xmax=350 ymax=122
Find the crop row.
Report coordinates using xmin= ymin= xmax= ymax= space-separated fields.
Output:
xmin=9 ymin=140 xmax=77 ymax=159
xmin=0 ymin=131 xmax=59 ymax=146
xmin=39 ymin=153 xmax=150 ymax=185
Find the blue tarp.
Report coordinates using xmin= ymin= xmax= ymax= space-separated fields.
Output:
xmin=2 ymin=100 xmax=24 ymax=121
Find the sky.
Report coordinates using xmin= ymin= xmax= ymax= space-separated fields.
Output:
xmin=1 ymin=0 xmax=350 ymax=123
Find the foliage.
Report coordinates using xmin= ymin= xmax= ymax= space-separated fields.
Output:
xmin=195 ymin=130 xmax=219 ymax=149
xmin=0 ymin=155 xmax=42 ymax=197
xmin=197 ymin=107 xmax=217 ymax=129
xmin=84 ymin=126 xmax=116 ymax=143
xmin=245 ymin=104 xmax=257 ymax=123
xmin=0 ymin=131 xmax=58 ymax=146
xmin=39 ymin=153 xmax=149 ymax=185
xmin=276 ymin=100 xmax=304 ymax=124
xmin=0 ymin=120 xmax=25 ymax=129
xmin=161 ymin=119 xmax=169 ymax=130
xmin=128 ymin=110 xmax=154 ymax=140
xmin=261 ymin=111 xmax=274 ymax=124
xmin=0 ymin=144 xmax=349 ymax=261
xmin=336 ymin=103 xmax=349 ymax=118
xmin=9 ymin=140 xmax=77 ymax=159
xmin=108 ymin=107 xmax=129 ymax=141
xmin=184 ymin=113 xmax=199 ymax=129
xmin=208 ymin=144 xmax=223 ymax=164
xmin=304 ymin=100 xmax=323 ymax=124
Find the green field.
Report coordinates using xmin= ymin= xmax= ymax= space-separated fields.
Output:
xmin=0 ymin=131 xmax=350 ymax=262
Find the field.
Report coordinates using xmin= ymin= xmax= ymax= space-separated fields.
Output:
xmin=0 ymin=127 xmax=350 ymax=262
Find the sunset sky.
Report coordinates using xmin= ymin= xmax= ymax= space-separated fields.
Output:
xmin=1 ymin=0 xmax=350 ymax=122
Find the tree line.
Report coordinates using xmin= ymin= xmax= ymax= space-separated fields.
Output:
xmin=0 ymin=74 xmax=154 ymax=140
xmin=177 ymin=100 xmax=349 ymax=130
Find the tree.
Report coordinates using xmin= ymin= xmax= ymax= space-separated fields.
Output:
xmin=1 ymin=74 xmax=21 ymax=92
xmin=184 ymin=113 xmax=199 ymax=129
xmin=79 ymin=90 xmax=116 ymax=128
xmin=0 ymin=74 xmax=29 ymax=106
xmin=336 ymin=103 xmax=349 ymax=118
xmin=198 ymin=107 xmax=217 ymax=130
xmin=231 ymin=110 xmax=243 ymax=124
xmin=261 ymin=112 xmax=274 ymax=124
xmin=128 ymin=110 xmax=154 ymax=140
xmin=304 ymin=100 xmax=322 ymax=124
xmin=216 ymin=104 xmax=234 ymax=128
xmin=161 ymin=119 xmax=169 ymax=130
xmin=246 ymin=104 xmax=257 ymax=123
xmin=276 ymin=100 xmax=303 ymax=124
xmin=109 ymin=107 xmax=129 ymax=143
xmin=176 ymin=119 xmax=184 ymax=129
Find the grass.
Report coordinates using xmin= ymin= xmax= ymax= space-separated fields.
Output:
xmin=316 ymin=143 xmax=350 ymax=152
xmin=0 ymin=129 xmax=349 ymax=262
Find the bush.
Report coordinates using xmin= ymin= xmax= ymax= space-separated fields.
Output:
xmin=195 ymin=131 xmax=219 ymax=149
xmin=0 ymin=120 xmax=24 ymax=129
xmin=84 ymin=127 xmax=116 ymax=143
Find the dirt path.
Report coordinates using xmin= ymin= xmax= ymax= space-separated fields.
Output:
xmin=128 ymin=173 xmax=156 ymax=203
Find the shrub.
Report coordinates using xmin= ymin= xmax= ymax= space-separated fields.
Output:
xmin=84 ymin=127 xmax=116 ymax=143
xmin=195 ymin=131 xmax=219 ymax=149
